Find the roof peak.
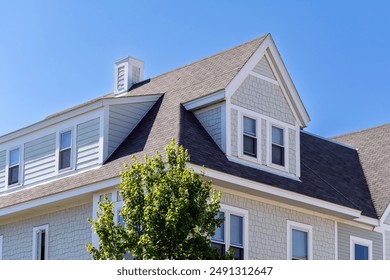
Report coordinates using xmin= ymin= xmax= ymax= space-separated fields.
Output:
xmin=332 ymin=122 xmax=390 ymax=139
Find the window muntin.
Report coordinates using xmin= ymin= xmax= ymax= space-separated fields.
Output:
xmin=243 ymin=116 xmax=257 ymax=157
xmin=211 ymin=209 xmax=246 ymax=260
xmin=59 ymin=130 xmax=72 ymax=170
xmin=350 ymin=236 xmax=372 ymax=260
xmin=271 ymin=126 xmax=284 ymax=166
xmin=287 ymin=221 xmax=312 ymax=260
xmin=8 ymin=148 xmax=20 ymax=185
xmin=33 ymin=225 xmax=49 ymax=260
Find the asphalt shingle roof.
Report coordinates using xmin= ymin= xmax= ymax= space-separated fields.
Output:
xmin=0 ymin=34 xmax=378 ymax=220
xmin=333 ymin=123 xmax=390 ymax=217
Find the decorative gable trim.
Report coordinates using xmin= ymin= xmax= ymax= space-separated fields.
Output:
xmin=225 ymin=34 xmax=310 ymax=128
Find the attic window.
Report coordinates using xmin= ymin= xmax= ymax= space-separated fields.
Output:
xmin=8 ymin=148 xmax=20 ymax=185
xmin=243 ymin=116 xmax=257 ymax=157
xmin=271 ymin=126 xmax=284 ymax=166
xmin=59 ymin=130 xmax=72 ymax=170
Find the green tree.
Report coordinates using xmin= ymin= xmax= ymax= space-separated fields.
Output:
xmin=87 ymin=141 xmax=229 ymax=260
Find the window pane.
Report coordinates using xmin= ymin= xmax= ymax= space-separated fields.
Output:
xmin=272 ymin=145 xmax=284 ymax=166
xmin=59 ymin=149 xmax=71 ymax=169
xmin=211 ymin=242 xmax=225 ymax=257
xmin=212 ymin=212 xmax=225 ymax=243
xmin=243 ymin=135 xmax=257 ymax=157
xmin=9 ymin=148 xmax=19 ymax=166
xmin=272 ymin=126 xmax=284 ymax=146
xmin=230 ymin=214 xmax=243 ymax=246
xmin=60 ymin=131 xmax=71 ymax=150
xmin=244 ymin=117 xmax=256 ymax=136
xmin=355 ymin=244 xmax=369 ymax=260
xmin=292 ymin=229 xmax=308 ymax=260
xmin=231 ymin=246 xmax=244 ymax=260
xmin=8 ymin=166 xmax=19 ymax=185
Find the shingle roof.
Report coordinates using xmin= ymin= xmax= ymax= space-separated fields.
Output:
xmin=0 ymin=34 xmax=377 ymax=220
xmin=333 ymin=123 xmax=390 ymax=217
xmin=0 ymin=35 xmax=267 ymax=209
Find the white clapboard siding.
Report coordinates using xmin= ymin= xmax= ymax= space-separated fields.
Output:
xmin=253 ymin=56 xmax=276 ymax=80
xmin=76 ymin=118 xmax=100 ymax=170
xmin=108 ymin=101 xmax=155 ymax=156
xmin=24 ymin=133 xmax=56 ymax=185
xmin=0 ymin=150 xmax=6 ymax=190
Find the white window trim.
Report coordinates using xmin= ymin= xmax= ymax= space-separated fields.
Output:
xmin=238 ymin=111 xmax=261 ymax=164
xmin=212 ymin=204 xmax=249 ymax=260
xmin=268 ymin=122 xmax=289 ymax=172
xmin=32 ymin=224 xmax=49 ymax=260
xmin=287 ymin=220 xmax=313 ymax=260
xmin=350 ymin=235 xmax=372 ymax=260
xmin=6 ymin=145 xmax=23 ymax=188
xmin=56 ymin=127 xmax=75 ymax=173
xmin=0 ymin=235 xmax=3 ymax=260
xmin=92 ymin=189 xmax=122 ymax=247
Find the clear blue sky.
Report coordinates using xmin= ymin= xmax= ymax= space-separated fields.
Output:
xmin=1 ymin=0 xmax=389 ymax=138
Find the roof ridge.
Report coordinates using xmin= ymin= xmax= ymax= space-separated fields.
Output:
xmin=144 ymin=34 xmax=268 ymax=83
xmin=332 ymin=122 xmax=390 ymax=139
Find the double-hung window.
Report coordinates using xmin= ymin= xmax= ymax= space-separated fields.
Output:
xmin=33 ymin=225 xmax=49 ymax=260
xmin=350 ymin=236 xmax=372 ymax=260
xmin=287 ymin=221 xmax=312 ymax=260
xmin=271 ymin=126 xmax=285 ymax=166
xmin=243 ymin=116 xmax=257 ymax=157
xmin=211 ymin=206 xmax=247 ymax=260
xmin=59 ymin=130 xmax=72 ymax=170
xmin=8 ymin=148 xmax=20 ymax=185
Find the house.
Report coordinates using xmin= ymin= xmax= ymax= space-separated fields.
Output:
xmin=0 ymin=34 xmax=389 ymax=260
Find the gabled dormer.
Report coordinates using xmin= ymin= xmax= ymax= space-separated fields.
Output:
xmin=185 ymin=34 xmax=310 ymax=179
xmin=0 ymin=57 xmax=160 ymax=194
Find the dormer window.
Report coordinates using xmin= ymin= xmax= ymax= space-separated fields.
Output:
xmin=243 ymin=116 xmax=257 ymax=157
xmin=8 ymin=148 xmax=20 ymax=185
xmin=59 ymin=130 xmax=72 ymax=170
xmin=271 ymin=126 xmax=285 ymax=166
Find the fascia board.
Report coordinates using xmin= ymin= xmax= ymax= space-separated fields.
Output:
xmin=187 ymin=163 xmax=362 ymax=220
xmin=0 ymin=177 xmax=120 ymax=221
xmin=0 ymin=100 xmax=104 ymax=144
xmin=183 ymin=90 xmax=225 ymax=111
xmin=102 ymin=94 xmax=162 ymax=106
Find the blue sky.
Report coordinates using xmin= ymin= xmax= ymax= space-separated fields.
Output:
xmin=1 ymin=0 xmax=389 ymax=137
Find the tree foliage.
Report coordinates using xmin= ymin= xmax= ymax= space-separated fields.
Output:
xmin=87 ymin=141 xmax=228 ymax=260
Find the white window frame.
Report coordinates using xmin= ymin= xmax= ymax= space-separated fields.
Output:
xmin=268 ymin=122 xmax=289 ymax=172
xmin=57 ymin=128 xmax=74 ymax=172
xmin=0 ymin=235 xmax=3 ymax=260
xmin=92 ymin=189 xmax=123 ymax=248
xmin=32 ymin=224 xmax=49 ymax=260
xmin=211 ymin=204 xmax=249 ymax=260
xmin=287 ymin=220 xmax=313 ymax=260
xmin=238 ymin=111 xmax=261 ymax=164
xmin=6 ymin=146 xmax=22 ymax=187
xmin=350 ymin=236 xmax=372 ymax=260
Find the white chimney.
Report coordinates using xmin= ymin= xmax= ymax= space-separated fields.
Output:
xmin=114 ymin=56 xmax=144 ymax=96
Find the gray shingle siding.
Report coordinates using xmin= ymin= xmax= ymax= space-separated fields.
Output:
xmin=337 ymin=223 xmax=383 ymax=260
xmin=253 ymin=56 xmax=276 ymax=80
xmin=231 ymin=75 xmax=295 ymax=125
xmin=0 ymin=203 xmax=92 ymax=260
xmin=194 ymin=105 xmax=222 ymax=150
